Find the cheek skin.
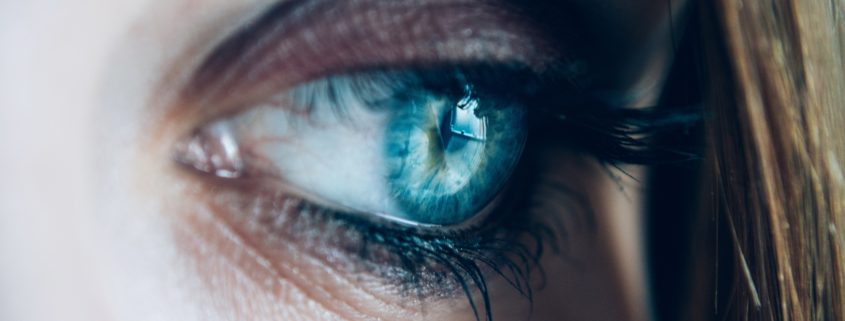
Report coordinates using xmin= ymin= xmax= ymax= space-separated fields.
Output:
xmin=529 ymin=148 xmax=649 ymax=321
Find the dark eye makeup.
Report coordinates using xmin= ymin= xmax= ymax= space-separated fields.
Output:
xmin=169 ymin=1 xmax=702 ymax=321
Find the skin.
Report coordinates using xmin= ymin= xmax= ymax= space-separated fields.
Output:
xmin=0 ymin=1 xmax=687 ymax=321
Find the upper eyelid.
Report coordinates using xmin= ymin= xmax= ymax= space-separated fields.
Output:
xmin=182 ymin=0 xmax=565 ymax=110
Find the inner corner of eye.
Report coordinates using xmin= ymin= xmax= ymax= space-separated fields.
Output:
xmin=171 ymin=70 xmax=528 ymax=228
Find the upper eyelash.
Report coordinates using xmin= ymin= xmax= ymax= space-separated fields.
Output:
xmin=511 ymin=63 xmax=705 ymax=166
xmin=549 ymin=103 xmax=705 ymax=165
xmin=293 ymin=63 xmax=704 ymax=168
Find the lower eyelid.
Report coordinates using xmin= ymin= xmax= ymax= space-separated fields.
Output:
xmin=165 ymin=125 xmax=597 ymax=321
xmin=179 ymin=176 xmax=397 ymax=281
xmin=191 ymin=175 xmax=390 ymax=259
xmin=173 ymin=183 xmax=426 ymax=318
xmin=178 ymin=160 xmax=541 ymax=276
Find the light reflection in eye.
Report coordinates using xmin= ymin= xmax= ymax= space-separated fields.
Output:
xmin=385 ymin=81 xmax=527 ymax=225
xmin=175 ymin=70 xmax=527 ymax=227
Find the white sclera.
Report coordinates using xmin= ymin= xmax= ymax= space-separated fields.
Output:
xmin=201 ymin=95 xmax=406 ymax=217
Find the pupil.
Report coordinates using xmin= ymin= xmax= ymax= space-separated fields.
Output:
xmin=383 ymin=79 xmax=524 ymax=226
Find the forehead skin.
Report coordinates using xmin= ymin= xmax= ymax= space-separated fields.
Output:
xmin=0 ymin=1 xmax=683 ymax=321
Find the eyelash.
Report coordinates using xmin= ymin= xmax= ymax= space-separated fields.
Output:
xmin=178 ymin=1 xmax=704 ymax=316
xmin=195 ymin=64 xmax=701 ymax=321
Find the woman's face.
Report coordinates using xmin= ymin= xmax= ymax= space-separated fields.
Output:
xmin=0 ymin=1 xmax=686 ymax=320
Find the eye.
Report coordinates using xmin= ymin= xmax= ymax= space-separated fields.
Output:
xmin=385 ymin=78 xmax=527 ymax=226
xmin=163 ymin=2 xmax=704 ymax=320
xmin=175 ymin=68 xmax=527 ymax=228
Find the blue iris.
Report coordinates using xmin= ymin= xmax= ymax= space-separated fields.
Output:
xmin=384 ymin=83 xmax=527 ymax=226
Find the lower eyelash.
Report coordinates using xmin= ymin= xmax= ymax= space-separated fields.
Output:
xmin=341 ymin=213 xmax=547 ymax=321
xmin=197 ymin=144 xmax=573 ymax=321
xmin=335 ymin=141 xmax=600 ymax=321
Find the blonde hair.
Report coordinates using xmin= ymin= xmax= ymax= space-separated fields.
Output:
xmin=692 ymin=0 xmax=845 ymax=320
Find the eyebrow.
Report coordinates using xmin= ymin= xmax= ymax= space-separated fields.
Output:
xmin=185 ymin=0 xmax=573 ymax=106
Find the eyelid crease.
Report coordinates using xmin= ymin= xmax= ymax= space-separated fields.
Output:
xmin=182 ymin=0 xmax=566 ymax=113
